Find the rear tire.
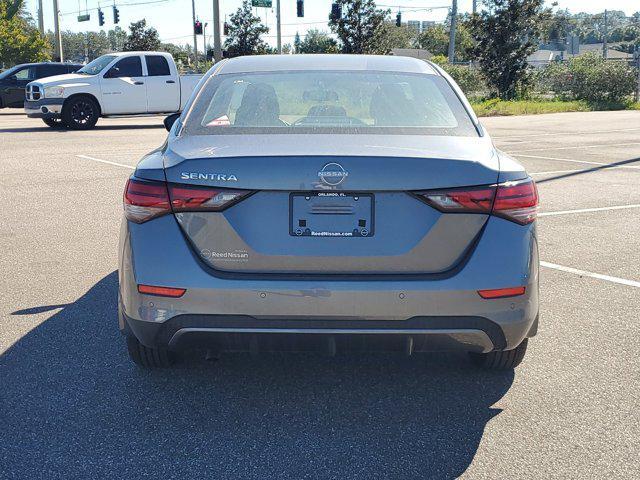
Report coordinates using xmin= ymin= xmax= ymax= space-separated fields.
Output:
xmin=469 ymin=338 xmax=528 ymax=370
xmin=126 ymin=336 xmax=174 ymax=368
xmin=42 ymin=117 xmax=67 ymax=129
xmin=62 ymin=95 xmax=100 ymax=130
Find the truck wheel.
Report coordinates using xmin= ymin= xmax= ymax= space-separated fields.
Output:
xmin=42 ymin=117 xmax=67 ymax=129
xmin=126 ymin=336 xmax=175 ymax=368
xmin=62 ymin=95 xmax=99 ymax=130
xmin=469 ymin=338 xmax=528 ymax=370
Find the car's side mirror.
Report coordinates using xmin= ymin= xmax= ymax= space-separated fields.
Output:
xmin=164 ymin=113 xmax=180 ymax=132
xmin=7 ymin=75 xmax=18 ymax=85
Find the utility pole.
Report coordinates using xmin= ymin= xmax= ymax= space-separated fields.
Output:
xmin=203 ymin=22 xmax=208 ymax=56
xmin=635 ymin=49 xmax=640 ymax=103
xmin=276 ymin=0 xmax=282 ymax=54
xmin=52 ymin=0 xmax=64 ymax=62
xmin=37 ymin=0 xmax=44 ymax=34
xmin=448 ymin=0 xmax=457 ymax=63
xmin=212 ymin=0 xmax=222 ymax=62
xmin=603 ymin=9 xmax=608 ymax=59
xmin=191 ymin=0 xmax=198 ymax=69
xmin=472 ymin=0 xmax=477 ymax=14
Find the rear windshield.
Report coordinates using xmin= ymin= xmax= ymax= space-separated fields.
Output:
xmin=183 ymin=70 xmax=478 ymax=136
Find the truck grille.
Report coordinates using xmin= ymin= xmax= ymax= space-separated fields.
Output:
xmin=26 ymin=84 xmax=41 ymax=101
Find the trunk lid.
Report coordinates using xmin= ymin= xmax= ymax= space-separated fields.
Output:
xmin=165 ymin=134 xmax=498 ymax=275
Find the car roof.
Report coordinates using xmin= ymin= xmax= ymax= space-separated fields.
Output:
xmin=216 ymin=54 xmax=439 ymax=75
xmin=11 ymin=62 xmax=83 ymax=67
xmin=109 ymin=51 xmax=170 ymax=57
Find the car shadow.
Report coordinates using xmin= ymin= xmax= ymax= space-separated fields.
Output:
xmin=1 ymin=272 xmax=514 ymax=479
xmin=0 ymin=124 xmax=164 ymax=133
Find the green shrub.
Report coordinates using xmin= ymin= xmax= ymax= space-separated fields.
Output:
xmin=540 ymin=53 xmax=637 ymax=103
xmin=430 ymin=55 xmax=487 ymax=95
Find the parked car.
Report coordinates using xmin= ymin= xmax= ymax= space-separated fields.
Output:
xmin=119 ymin=54 xmax=540 ymax=370
xmin=24 ymin=51 xmax=202 ymax=129
xmin=0 ymin=62 xmax=82 ymax=110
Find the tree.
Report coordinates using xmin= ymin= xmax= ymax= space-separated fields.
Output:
xmin=0 ymin=0 xmax=49 ymax=66
xmin=296 ymin=29 xmax=339 ymax=54
xmin=123 ymin=19 xmax=160 ymax=51
xmin=160 ymin=42 xmax=191 ymax=68
xmin=416 ymin=21 xmax=474 ymax=60
xmin=294 ymin=32 xmax=301 ymax=53
xmin=469 ymin=0 xmax=550 ymax=99
xmin=107 ymin=26 xmax=128 ymax=52
xmin=224 ymin=0 xmax=270 ymax=57
xmin=47 ymin=30 xmax=110 ymax=62
xmin=368 ymin=21 xmax=416 ymax=55
xmin=328 ymin=0 xmax=387 ymax=54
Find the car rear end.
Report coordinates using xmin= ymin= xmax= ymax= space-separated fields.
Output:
xmin=118 ymin=55 xmax=539 ymax=368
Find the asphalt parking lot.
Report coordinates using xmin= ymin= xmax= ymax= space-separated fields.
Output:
xmin=1 ymin=109 xmax=639 ymax=479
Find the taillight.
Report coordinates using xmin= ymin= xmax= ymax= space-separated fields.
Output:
xmin=124 ymin=178 xmax=253 ymax=223
xmin=415 ymin=177 xmax=538 ymax=225
xmin=124 ymin=179 xmax=171 ymax=223
xmin=417 ymin=185 xmax=496 ymax=214
xmin=492 ymin=178 xmax=538 ymax=225
xmin=168 ymin=184 xmax=251 ymax=212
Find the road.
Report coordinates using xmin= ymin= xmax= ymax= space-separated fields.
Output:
xmin=1 ymin=109 xmax=639 ymax=479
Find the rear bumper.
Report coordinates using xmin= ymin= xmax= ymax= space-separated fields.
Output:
xmin=119 ymin=214 xmax=540 ymax=352
xmin=122 ymin=312 xmax=507 ymax=354
xmin=24 ymin=99 xmax=63 ymax=118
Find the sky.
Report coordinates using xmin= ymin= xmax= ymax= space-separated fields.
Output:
xmin=26 ymin=0 xmax=640 ymax=52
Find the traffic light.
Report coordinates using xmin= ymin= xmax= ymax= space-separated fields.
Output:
xmin=223 ymin=22 xmax=230 ymax=36
xmin=98 ymin=8 xmax=105 ymax=26
xmin=330 ymin=3 xmax=341 ymax=22
xmin=297 ymin=0 xmax=304 ymax=17
xmin=113 ymin=6 xmax=120 ymax=24
xmin=396 ymin=11 xmax=401 ymax=27
xmin=194 ymin=20 xmax=203 ymax=35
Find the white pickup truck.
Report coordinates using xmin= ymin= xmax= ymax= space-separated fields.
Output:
xmin=24 ymin=51 xmax=202 ymax=129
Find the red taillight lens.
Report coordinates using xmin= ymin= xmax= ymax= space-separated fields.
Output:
xmin=492 ymin=178 xmax=538 ymax=225
xmin=168 ymin=184 xmax=251 ymax=212
xmin=478 ymin=286 xmax=526 ymax=299
xmin=124 ymin=179 xmax=170 ymax=223
xmin=418 ymin=185 xmax=496 ymax=214
xmin=124 ymin=178 xmax=253 ymax=223
xmin=138 ymin=284 xmax=186 ymax=297
xmin=415 ymin=177 xmax=538 ymax=225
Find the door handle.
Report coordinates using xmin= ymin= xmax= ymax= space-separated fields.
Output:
xmin=134 ymin=81 xmax=144 ymax=85
xmin=166 ymin=80 xmax=176 ymax=84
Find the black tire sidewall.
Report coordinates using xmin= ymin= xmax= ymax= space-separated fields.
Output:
xmin=62 ymin=96 xmax=99 ymax=130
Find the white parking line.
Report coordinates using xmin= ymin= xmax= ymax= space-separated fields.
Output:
xmin=512 ymin=154 xmax=640 ymax=170
xmin=530 ymin=169 xmax=581 ymax=175
xmin=76 ymin=154 xmax=135 ymax=170
xmin=539 ymin=204 xmax=640 ymax=217
xmin=492 ymin=127 xmax=640 ymax=140
xmin=510 ymin=142 xmax=640 ymax=153
xmin=541 ymin=262 xmax=640 ymax=289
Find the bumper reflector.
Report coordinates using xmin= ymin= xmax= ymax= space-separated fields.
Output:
xmin=137 ymin=284 xmax=186 ymax=298
xmin=477 ymin=286 xmax=526 ymax=299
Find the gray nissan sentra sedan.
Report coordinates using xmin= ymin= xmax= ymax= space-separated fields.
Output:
xmin=119 ymin=54 xmax=539 ymax=370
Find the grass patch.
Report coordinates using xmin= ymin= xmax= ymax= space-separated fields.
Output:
xmin=470 ymin=99 xmax=640 ymax=117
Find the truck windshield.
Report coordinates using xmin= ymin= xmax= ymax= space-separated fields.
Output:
xmin=183 ymin=70 xmax=478 ymax=137
xmin=77 ymin=55 xmax=116 ymax=75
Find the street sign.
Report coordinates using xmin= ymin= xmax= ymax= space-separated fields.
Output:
xmin=77 ymin=14 xmax=90 ymax=22
xmin=252 ymin=0 xmax=272 ymax=7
